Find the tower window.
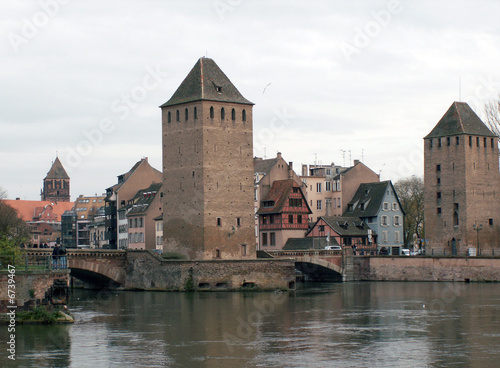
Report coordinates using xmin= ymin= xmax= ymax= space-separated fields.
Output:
xmin=492 ymin=138 xmax=495 ymax=148
xmin=237 ymin=218 xmax=241 ymax=227
xmin=221 ymin=107 xmax=225 ymax=120
xmin=217 ymin=218 xmax=221 ymax=226
xmin=429 ymin=139 xmax=433 ymax=149
xmin=447 ymin=137 xmax=450 ymax=146
xmin=456 ymin=136 xmax=459 ymax=145
xmin=436 ymin=164 xmax=441 ymax=172
xmin=437 ymin=177 xmax=441 ymax=184
xmin=437 ymin=192 xmax=441 ymax=199
xmin=242 ymin=109 xmax=246 ymax=122
xmin=484 ymin=137 xmax=487 ymax=147
xmin=168 ymin=111 xmax=171 ymax=123
xmin=438 ymin=138 xmax=441 ymax=147
xmin=489 ymin=218 xmax=494 ymax=226
xmin=437 ymin=207 xmax=442 ymax=215
xmin=176 ymin=110 xmax=180 ymax=122
xmin=469 ymin=136 xmax=472 ymax=146
xmin=231 ymin=108 xmax=236 ymax=121
xmin=477 ymin=137 xmax=480 ymax=147
xmin=185 ymin=108 xmax=188 ymax=121
xmin=210 ymin=106 xmax=214 ymax=119
xmin=194 ymin=107 xmax=197 ymax=120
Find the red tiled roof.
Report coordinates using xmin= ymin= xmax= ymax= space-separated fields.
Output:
xmin=257 ymin=180 xmax=311 ymax=215
xmin=3 ymin=200 xmax=74 ymax=222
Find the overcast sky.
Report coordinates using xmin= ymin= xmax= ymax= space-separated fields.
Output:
xmin=1 ymin=0 xmax=500 ymax=201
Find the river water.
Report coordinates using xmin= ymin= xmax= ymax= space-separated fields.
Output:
xmin=2 ymin=282 xmax=500 ymax=368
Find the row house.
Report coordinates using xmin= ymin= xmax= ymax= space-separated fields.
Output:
xmin=88 ymin=207 xmax=106 ymax=249
xmin=124 ymin=183 xmax=163 ymax=250
xmin=307 ymin=216 xmax=376 ymax=252
xmin=300 ymin=160 xmax=379 ymax=222
xmin=4 ymin=199 xmax=74 ymax=246
xmin=254 ymin=152 xmax=306 ymax=248
xmin=104 ymin=157 xmax=162 ymax=249
xmin=154 ymin=215 xmax=163 ymax=252
xmin=257 ymin=179 xmax=312 ymax=250
xmin=344 ymin=181 xmax=405 ymax=255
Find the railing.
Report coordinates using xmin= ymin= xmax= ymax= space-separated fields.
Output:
xmin=267 ymin=250 xmax=343 ymax=257
xmin=0 ymin=254 xmax=68 ymax=272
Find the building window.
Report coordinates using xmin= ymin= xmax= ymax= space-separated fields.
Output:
xmin=392 ymin=203 xmax=398 ymax=211
xmin=395 ymin=231 xmax=400 ymax=243
xmin=492 ymin=138 xmax=495 ymax=148
xmin=477 ymin=137 xmax=480 ymax=147
xmin=429 ymin=139 xmax=433 ymax=149
xmin=241 ymin=244 xmax=247 ymax=256
xmin=194 ymin=106 xmax=197 ymax=119
xmin=437 ymin=192 xmax=441 ymax=199
xmin=456 ymin=136 xmax=460 ymax=145
xmin=289 ymin=198 xmax=302 ymax=207
xmin=242 ymin=109 xmax=246 ymax=122
xmin=263 ymin=200 xmax=275 ymax=208
xmin=394 ymin=216 xmax=400 ymax=226
xmin=436 ymin=164 xmax=441 ymax=172
xmin=325 ymin=182 xmax=331 ymax=191
xmin=489 ymin=218 xmax=494 ymax=226
xmin=215 ymin=249 xmax=220 ymax=258
xmin=298 ymin=215 xmax=302 ymax=223
xmin=210 ymin=106 xmax=214 ymax=119
xmin=437 ymin=207 xmax=442 ymax=215
xmin=438 ymin=138 xmax=441 ymax=147
xmin=270 ymin=232 xmax=276 ymax=246
xmin=469 ymin=136 xmax=472 ymax=146
xmin=231 ymin=108 xmax=236 ymax=121
xmin=447 ymin=137 xmax=450 ymax=146
xmin=237 ymin=217 xmax=241 ymax=227
xmin=217 ymin=218 xmax=221 ymax=226
xmin=262 ymin=216 xmax=268 ymax=225
xmin=288 ymin=214 xmax=294 ymax=224
xmin=293 ymin=187 xmax=300 ymax=193
xmin=221 ymin=107 xmax=225 ymax=120
xmin=381 ymin=216 xmax=388 ymax=226
xmin=383 ymin=202 xmax=389 ymax=211
xmin=262 ymin=233 xmax=268 ymax=246
xmin=316 ymin=183 xmax=322 ymax=192
xmin=317 ymin=200 xmax=322 ymax=210
xmin=185 ymin=108 xmax=188 ymax=121
xmin=382 ymin=231 xmax=388 ymax=243
xmin=437 ymin=177 xmax=441 ymax=185
xmin=176 ymin=110 xmax=180 ymax=122
xmin=168 ymin=111 xmax=171 ymax=123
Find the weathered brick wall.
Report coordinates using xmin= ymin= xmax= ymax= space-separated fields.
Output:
xmin=353 ymin=256 xmax=500 ymax=282
xmin=124 ymin=251 xmax=295 ymax=291
xmin=0 ymin=271 xmax=69 ymax=312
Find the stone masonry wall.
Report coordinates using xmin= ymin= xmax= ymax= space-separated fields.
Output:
xmin=0 ymin=271 xmax=69 ymax=313
xmin=124 ymin=251 xmax=295 ymax=291
xmin=353 ymin=256 xmax=500 ymax=282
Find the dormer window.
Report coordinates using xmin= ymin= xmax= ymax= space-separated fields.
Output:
xmin=263 ymin=200 xmax=275 ymax=208
xmin=216 ymin=86 xmax=223 ymax=93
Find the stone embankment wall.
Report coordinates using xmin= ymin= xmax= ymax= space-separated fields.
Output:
xmin=0 ymin=271 xmax=69 ymax=312
xmin=125 ymin=251 xmax=296 ymax=291
xmin=353 ymin=256 xmax=500 ymax=282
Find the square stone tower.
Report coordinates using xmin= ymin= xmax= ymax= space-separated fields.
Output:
xmin=424 ymin=102 xmax=500 ymax=254
xmin=160 ymin=58 xmax=255 ymax=260
xmin=41 ymin=156 xmax=71 ymax=202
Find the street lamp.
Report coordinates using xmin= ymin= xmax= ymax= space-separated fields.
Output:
xmin=473 ymin=224 xmax=483 ymax=255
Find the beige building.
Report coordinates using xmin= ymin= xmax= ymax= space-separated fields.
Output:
xmin=104 ymin=157 xmax=162 ymax=249
xmin=301 ymin=160 xmax=379 ymax=221
xmin=424 ymin=102 xmax=500 ymax=254
xmin=161 ymin=57 xmax=255 ymax=260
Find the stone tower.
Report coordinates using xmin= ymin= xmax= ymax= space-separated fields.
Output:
xmin=41 ymin=156 xmax=70 ymax=202
xmin=424 ymin=102 xmax=500 ymax=254
xmin=160 ymin=58 xmax=255 ymax=260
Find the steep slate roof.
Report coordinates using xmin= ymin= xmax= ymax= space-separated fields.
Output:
xmin=125 ymin=182 xmax=162 ymax=216
xmin=283 ymin=237 xmax=338 ymax=250
xmin=344 ymin=181 xmax=389 ymax=217
xmin=107 ymin=158 xmax=162 ymax=193
xmin=425 ymin=101 xmax=496 ymax=139
xmin=320 ymin=216 xmax=374 ymax=237
xmin=44 ymin=157 xmax=69 ymax=180
xmin=161 ymin=57 xmax=253 ymax=107
xmin=254 ymin=157 xmax=279 ymax=175
xmin=256 ymin=179 xmax=311 ymax=215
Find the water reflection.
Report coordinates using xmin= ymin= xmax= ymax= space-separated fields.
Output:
xmin=2 ymin=282 xmax=500 ymax=367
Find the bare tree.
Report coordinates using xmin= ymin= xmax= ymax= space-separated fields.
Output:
xmin=484 ymin=98 xmax=500 ymax=151
xmin=394 ymin=176 xmax=424 ymax=247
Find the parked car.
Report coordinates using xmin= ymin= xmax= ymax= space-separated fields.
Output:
xmin=401 ymin=249 xmax=410 ymax=256
xmin=324 ymin=245 xmax=342 ymax=250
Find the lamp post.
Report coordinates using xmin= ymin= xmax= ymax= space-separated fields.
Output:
xmin=473 ymin=224 xmax=483 ymax=256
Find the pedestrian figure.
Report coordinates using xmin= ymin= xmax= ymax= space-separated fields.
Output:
xmin=59 ymin=245 xmax=67 ymax=269
xmin=52 ymin=244 xmax=60 ymax=269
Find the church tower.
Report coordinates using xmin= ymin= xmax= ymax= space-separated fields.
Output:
xmin=41 ymin=156 xmax=71 ymax=202
xmin=424 ymin=102 xmax=500 ymax=254
xmin=161 ymin=58 xmax=255 ymax=260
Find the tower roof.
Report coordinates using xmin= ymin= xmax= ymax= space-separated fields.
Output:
xmin=45 ymin=157 xmax=69 ymax=180
xmin=160 ymin=57 xmax=253 ymax=107
xmin=425 ymin=101 xmax=496 ymax=139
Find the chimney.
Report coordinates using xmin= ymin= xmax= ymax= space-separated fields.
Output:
xmin=288 ymin=162 xmax=293 ymax=180
xmin=302 ymin=164 xmax=308 ymax=176
xmin=277 ymin=152 xmax=282 ymax=159
xmin=354 ymin=159 xmax=360 ymax=166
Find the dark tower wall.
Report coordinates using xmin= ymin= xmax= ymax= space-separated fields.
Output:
xmin=41 ymin=157 xmax=70 ymax=202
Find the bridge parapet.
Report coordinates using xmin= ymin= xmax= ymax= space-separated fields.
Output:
xmin=266 ymin=250 xmax=343 ymax=258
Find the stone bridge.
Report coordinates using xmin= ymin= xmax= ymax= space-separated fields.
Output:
xmin=24 ymin=249 xmax=296 ymax=290
xmin=264 ymin=250 xmax=353 ymax=281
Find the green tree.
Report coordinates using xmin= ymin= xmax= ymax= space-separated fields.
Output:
xmin=0 ymin=188 xmax=29 ymax=267
xmin=394 ymin=176 xmax=424 ymax=247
